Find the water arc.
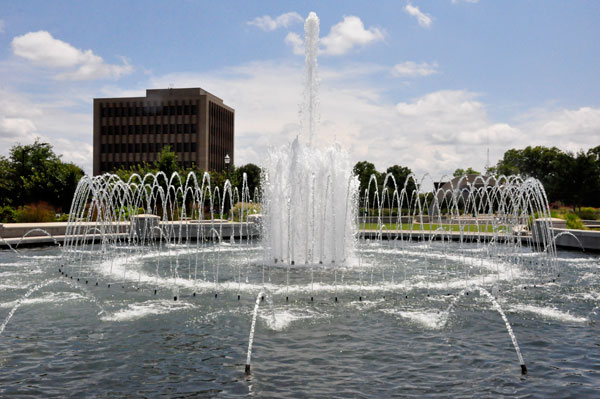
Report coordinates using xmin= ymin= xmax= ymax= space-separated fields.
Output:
xmin=0 ymin=278 xmax=106 ymax=336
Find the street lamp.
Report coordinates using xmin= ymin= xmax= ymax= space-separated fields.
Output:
xmin=224 ymin=153 xmax=230 ymax=168
xmin=224 ymin=153 xmax=231 ymax=181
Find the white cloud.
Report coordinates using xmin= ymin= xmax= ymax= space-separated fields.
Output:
xmin=0 ymin=87 xmax=93 ymax=172
xmin=3 ymin=51 xmax=597 ymax=180
xmin=405 ymin=4 xmax=433 ymax=28
xmin=320 ymin=16 xmax=384 ymax=55
xmin=392 ymin=61 xmax=438 ymax=77
xmin=285 ymin=32 xmax=304 ymax=55
xmin=136 ymin=62 xmax=600 ymax=180
xmin=248 ymin=12 xmax=303 ymax=31
xmin=11 ymin=31 xmax=132 ymax=80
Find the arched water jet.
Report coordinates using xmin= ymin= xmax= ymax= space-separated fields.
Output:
xmin=0 ymin=278 xmax=106 ymax=336
xmin=477 ymin=287 xmax=527 ymax=375
xmin=13 ymin=228 xmax=61 ymax=248
xmin=0 ymin=235 xmax=22 ymax=257
xmin=245 ymin=289 xmax=275 ymax=374
xmin=549 ymin=231 xmax=585 ymax=252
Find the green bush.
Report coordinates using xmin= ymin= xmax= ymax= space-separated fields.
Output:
xmin=565 ymin=213 xmax=586 ymax=230
xmin=231 ymin=202 xmax=260 ymax=221
xmin=0 ymin=205 xmax=17 ymax=223
xmin=576 ymin=207 xmax=599 ymax=220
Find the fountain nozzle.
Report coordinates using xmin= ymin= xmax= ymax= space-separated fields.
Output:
xmin=521 ymin=364 xmax=527 ymax=375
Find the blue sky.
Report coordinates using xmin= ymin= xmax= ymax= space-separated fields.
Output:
xmin=0 ymin=0 xmax=598 ymax=176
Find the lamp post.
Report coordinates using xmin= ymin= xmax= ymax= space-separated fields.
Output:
xmin=224 ymin=153 xmax=232 ymax=221
xmin=224 ymin=153 xmax=231 ymax=179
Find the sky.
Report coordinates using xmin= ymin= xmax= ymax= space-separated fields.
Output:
xmin=0 ymin=0 xmax=599 ymax=178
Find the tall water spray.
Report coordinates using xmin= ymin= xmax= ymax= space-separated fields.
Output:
xmin=262 ymin=12 xmax=359 ymax=265
xmin=303 ymin=11 xmax=319 ymax=146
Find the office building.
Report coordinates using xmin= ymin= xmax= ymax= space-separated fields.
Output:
xmin=93 ymin=88 xmax=234 ymax=175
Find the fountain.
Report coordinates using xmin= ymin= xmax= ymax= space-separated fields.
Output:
xmin=1 ymin=11 xmax=598 ymax=397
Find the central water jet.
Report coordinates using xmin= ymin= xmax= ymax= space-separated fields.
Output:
xmin=262 ymin=12 xmax=359 ymax=266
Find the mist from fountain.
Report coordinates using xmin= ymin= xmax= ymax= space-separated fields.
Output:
xmin=261 ymin=11 xmax=359 ymax=267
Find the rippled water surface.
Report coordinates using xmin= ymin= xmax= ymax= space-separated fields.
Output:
xmin=1 ymin=242 xmax=599 ymax=398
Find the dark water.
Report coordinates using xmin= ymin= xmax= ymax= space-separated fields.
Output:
xmin=0 ymin=242 xmax=599 ymax=398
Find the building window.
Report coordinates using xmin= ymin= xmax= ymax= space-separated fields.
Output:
xmin=143 ymin=125 xmax=148 ymax=134
xmin=169 ymin=124 xmax=175 ymax=134
xmin=177 ymin=124 xmax=183 ymax=134
xmin=184 ymin=142 xmax=190 ymax=152
xmin=191 ymin=142 xmax=196 ymax=152
xmin=191 ymin=124 xmax=197 ymax=133
xmin=177 ymin=105 xmax=183 ymax=115
xmin=142 ymin=143 xmax=147 ymax=152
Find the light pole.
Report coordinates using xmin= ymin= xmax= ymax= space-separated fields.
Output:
xmin=224 ymin=153 xmax=231 ymax=180
xmin=224 ymin=153 xmax=232 ymax=221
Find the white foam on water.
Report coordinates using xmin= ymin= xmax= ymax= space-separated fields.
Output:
xmin=510 ymin=304 xmax=588 ymax=323
xmin=0 ymin=291 xmax=86 ymax=308
xmin=260 ymin=307 xmax=326 ymax=331
xmin=380 ymin=308 xmax=445 ymax=330
xmin=348 ymin=298 xmax=385 ymax=310
xmin=101 ymin=299 xmax=194 ymax=322
xmin=580 ymin=272 xmax=597 ymax=281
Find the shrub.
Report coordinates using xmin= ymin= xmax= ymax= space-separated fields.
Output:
xmin=14 ymin=202 xmax=56 ymax=223
xmin=0 ymin=205 xmax=17 ymax=223
xmin=565 ymin=213 xmax=586 ymax=230
xmin=576 ymin=207 xmax=599 ymax=220
xmin=231 ymin=202 xmax=261 ymax=221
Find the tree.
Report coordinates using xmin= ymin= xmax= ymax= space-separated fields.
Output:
xmin=235 ymin=163 xmax=262 ymax=197
xmin=453 ymin=167 xmax=480 ymax=177
xmin=155 ymin=145 xmax=179 ymax=179
xmin=384 ymin=165 xmax=416 ymax=198
xmin=353 ymin=161 xmax=380 ymax=198
xmin=1 ymin=139 xmax=84 ymax=212
xmin=492 ymin=145 xmax=600 ymax=208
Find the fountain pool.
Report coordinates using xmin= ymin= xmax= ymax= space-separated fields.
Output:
xmin=0 ymin=243 xmax=599 ymax=397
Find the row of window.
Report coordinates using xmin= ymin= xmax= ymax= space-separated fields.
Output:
xmin=100 ymin=104 xmax=198 ymax=117
xmin=100 ymin=142 xmax=197 ymax=154
xmin=101 ymin=161 xmax=195 ymax=171
xmin=101 ymin=123 xmax=197 ymax=135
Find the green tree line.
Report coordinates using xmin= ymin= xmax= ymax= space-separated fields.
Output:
xmin=0 ymin=141 xmax=262 ymax=223
xmin=0 ymin=140 xmax=84 ymax=222
xmin=1 ymin=139 xmax=598 ymax=223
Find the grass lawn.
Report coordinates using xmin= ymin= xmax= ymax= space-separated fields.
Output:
xmin=359 ymin=223 xmax=505 ymax=233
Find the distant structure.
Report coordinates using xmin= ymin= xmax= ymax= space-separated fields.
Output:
xmin=93 ymin=88 xmax=234 ymax=175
